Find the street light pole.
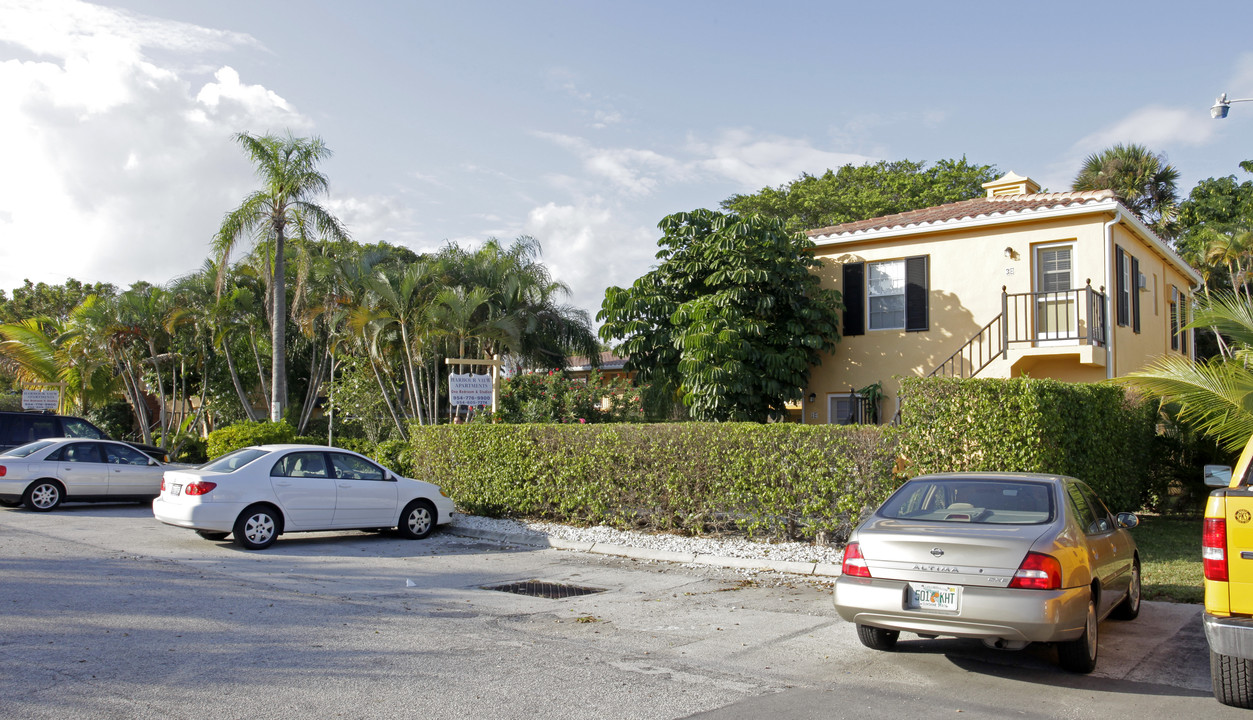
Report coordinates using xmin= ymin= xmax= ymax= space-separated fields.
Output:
xmin=1212 ymin=92 xmax=1253 ymax=119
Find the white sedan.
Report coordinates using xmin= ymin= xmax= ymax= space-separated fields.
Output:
xmin=153 ymin=444 xmax=457 ymax=550
xmin=0 ymin=438 xmax=168 ymax=511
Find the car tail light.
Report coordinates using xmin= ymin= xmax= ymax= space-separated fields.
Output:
xmin=160 ymin=478 xmax=166 ymax=492
xmin=841 ymin=542 xmax=871 ymax=577
xmin=184 ymin=481 xmax=217 ymax=496
xmin=0 ymin=465 xmax=5 ymax=477
xmin=1204 ymin=517 xmax=1229 ymax=582
xmin=1009 ymin=552 xmax=1062 ymax=590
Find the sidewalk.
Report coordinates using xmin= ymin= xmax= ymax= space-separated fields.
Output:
xmin=444 ymin=521 xmax=845 ymax=578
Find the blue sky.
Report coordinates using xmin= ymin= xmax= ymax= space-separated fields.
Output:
xmin=3 ymin=0 xmax=1253 ymax=319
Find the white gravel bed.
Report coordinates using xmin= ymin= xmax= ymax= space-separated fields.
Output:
xmin=449 ymin=513 xmax=845 ymax=565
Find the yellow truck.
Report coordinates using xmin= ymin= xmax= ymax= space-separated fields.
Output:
xmin=1204 ymin=437 xmax=1253 ymax=708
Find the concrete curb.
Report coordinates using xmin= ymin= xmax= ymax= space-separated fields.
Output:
xmin=444 ymin=524 xmax=842 ymax=578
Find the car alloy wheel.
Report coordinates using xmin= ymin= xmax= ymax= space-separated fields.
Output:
xmin=24 ymin=481 xmax=63 ymax=512
xmin=398 ymin=500 xmax=435 ymax=540
xmin=233 ymin=505 xmax=279 ymax=550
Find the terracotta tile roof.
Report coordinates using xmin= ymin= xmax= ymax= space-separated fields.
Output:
xmin=566 ymin=351 xmax=628 ymax=371
xmin=806 ymin=189 xmax=1119 ymax=240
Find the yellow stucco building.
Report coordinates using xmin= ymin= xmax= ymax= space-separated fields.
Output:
xmin=800 ymin=171 xmax=1202 ymax=425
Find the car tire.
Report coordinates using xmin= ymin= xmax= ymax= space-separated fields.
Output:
xmin=1111 ymin=558 xmax=1141 ymax=621
xmin=856 ymin=624 xmax=900 ymax=651
xmin=233 ymin=505 xmax=280 ymax=550
xmin=23 ymin=480 xmax=64 ymax=512
xmin=1057 ymin=590 xmax=1098 ymax=673
xmin=195 ymin=530 xmax=230 ymax=541
xmin=397 ymin=499 xmax=436 ymax=540
xmin=1212 ymin=649 xmax=1253 ymax=708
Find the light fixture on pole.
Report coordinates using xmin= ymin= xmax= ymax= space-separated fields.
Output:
xmin=1212 ymin=92 xmax=1253 ymax=119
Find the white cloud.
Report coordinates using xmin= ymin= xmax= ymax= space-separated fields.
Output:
xmin=1071 ymin=105 xmax=1216 ymax=153
xmin=523 ymin=199 xmax=657 ymax=318
xmin=325 ymin=194 xmax=419 ymax=247
xmin=0 ymin=0 xmax=310 ymax=293
xmin=690 ymin=128 xmax=876 ymax=190
xmin=533 ymin=131 xmax=690 ymax=196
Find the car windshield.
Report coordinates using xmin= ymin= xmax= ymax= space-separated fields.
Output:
xmin=0 ymin=439 xmax=58 ymax=458
xmin=200 ymin=448 xmax=269 ymax=473
xmin=877 ymin=478 xmax=1055 ymax=525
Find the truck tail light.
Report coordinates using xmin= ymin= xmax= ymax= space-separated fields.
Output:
xmin=184 ymin=481 xmax=217 ymax=496
xmin=1204 ymin=517 xmax=1229 ymax=582
xmin=1009 ymin=552 xmax=1062 ymax=590
xmin=841 ymin=542 xmax=871 ymax=577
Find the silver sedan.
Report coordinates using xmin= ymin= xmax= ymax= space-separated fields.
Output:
xmin=833 ymin=472 xmax=1141 ymax=673
xmin=0 ymin=438 xmax=167 ymax=511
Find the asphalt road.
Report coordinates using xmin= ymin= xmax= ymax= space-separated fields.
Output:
xmin=0 ymin=503 xmax=1244 ymax=719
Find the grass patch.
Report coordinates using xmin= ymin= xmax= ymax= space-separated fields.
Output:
xmin=1129 ymin=514 xmax=1202 ymax=604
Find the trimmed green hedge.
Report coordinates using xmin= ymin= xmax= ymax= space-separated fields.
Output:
xmin=401 ymin=423 xmax=900 ymax=542
xmin=897 ymin=377 xmax=1155 ymax=512
xmin=205 ymin=420 xmax=296 ymax=459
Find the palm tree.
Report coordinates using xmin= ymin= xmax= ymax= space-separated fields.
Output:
xmin=1121 ymin=292 xmax=1253 ymax=451
xmin=213 ymin=132 xmax=349 ymax=422
xmin=1073 ymin=143 xmax=1180 ymax=238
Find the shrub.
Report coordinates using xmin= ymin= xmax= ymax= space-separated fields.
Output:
xmin=897 ymin=377 xmax=1156 ymax=511
xmin=405 ymin=422 xmax=900 ymax=542
xmin=205 ymin=420 xmax=295 ymax=459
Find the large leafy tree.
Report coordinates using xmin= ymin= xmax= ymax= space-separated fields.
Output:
xmin=720 ymin=158 xmax=999 ymax=232
xmin=599 ymin=209 xmax=842 ymax=421
xmin=1072 ymin=143 xmax=1180 ymax=238
xmin=213 ymin=132 xmax=349 ymax=422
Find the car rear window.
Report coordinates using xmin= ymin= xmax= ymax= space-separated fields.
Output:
xmin=0 ymin=439 xmax=58 ymax=458
xmin=201 ymin=448 xmax=269 ymax=473
xmin=877 ymin=478 xmax=1055 ymax=525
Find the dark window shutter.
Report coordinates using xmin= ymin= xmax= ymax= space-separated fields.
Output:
xmin=1115 ymin=246 xmax=1128 ymax=327
xmin=843 ymin=262 xmax=865 ymax=337
xmin=905 ymin=255 xmax=929 ymax=332
xmin=1181 ymin=294 xmax=1190 ymax=355
xmin=1170 ymin=287 xmax=1180 ymax=350
xmin=1131 ymin=255 xmax=1141 ymax=334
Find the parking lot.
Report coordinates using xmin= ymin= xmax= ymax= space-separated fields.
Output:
xmin=0 ymin=503 xmax=1245 ymax=719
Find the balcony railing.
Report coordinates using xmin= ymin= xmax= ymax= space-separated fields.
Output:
xmin=929 ymin=283 xmax=1107 ymax=379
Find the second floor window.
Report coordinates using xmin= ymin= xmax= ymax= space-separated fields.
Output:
xmin=869 ymin=260 xmax=906 ymax=330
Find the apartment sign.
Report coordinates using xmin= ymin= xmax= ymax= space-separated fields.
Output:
xmin=448 ymin=373 xmax=493 ymax=407
xmin=22 ymin=390 xmax=59 ymax=411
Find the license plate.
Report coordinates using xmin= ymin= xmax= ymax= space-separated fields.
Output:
xmin=172 ymin=484 xmax=182 ymax=496
xmin=907 ymin=583 xmax=960 ymax=612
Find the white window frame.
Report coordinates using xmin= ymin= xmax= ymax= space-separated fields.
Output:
xmin=1033 ymin=242 xmax=1076 ymax=343
xmin=867 ymin=259 xmax=906 ymax=331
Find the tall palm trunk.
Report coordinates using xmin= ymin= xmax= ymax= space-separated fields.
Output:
xmin=271 ymin=227 xmax=287 ymax=421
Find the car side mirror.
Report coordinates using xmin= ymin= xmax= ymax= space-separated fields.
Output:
xmin=1116 ymin=512 xmax=1139 ymax=529
xmin=1205 ymin=464 xmax=1234 ymax=488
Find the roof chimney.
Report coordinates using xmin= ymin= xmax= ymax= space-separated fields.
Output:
xmin=982 ymin=171 xmax=1041 ymax=198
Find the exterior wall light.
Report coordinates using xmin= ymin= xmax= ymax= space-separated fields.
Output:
xmin=808 ymin=393 xmax=816 ymax=404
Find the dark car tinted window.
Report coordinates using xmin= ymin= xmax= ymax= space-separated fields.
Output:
xmin=1068 ymin=482 xmax=1114 ymax=534
xmin=0 ymin=415 xmax=59 ymax=446
xmin=60 ymin=442 xmax=104 ymax=463
xmin=105 ymin=443 xmax=151 ymax=465
xmin=63 ymin=418 xmax=106 ymax=439
xmin=878 ymin=478 xmax=1054 ymax=524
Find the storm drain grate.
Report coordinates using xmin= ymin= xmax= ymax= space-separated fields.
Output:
xmin=482 ymin=580 xmax=606 ymax=599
